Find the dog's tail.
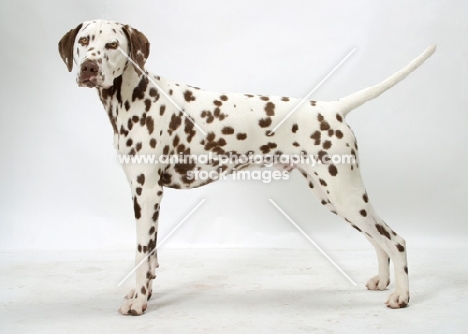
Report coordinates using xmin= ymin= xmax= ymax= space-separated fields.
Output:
xmin=337 ymin=45 xmax=436 ymax=117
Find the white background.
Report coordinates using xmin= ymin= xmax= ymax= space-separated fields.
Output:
xmin=0 ymin=0 xmax=467 ymax=251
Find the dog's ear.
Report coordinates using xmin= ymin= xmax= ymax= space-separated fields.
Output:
xmin=122 ymin=25 xmax=150 ymax=72
xmin=58 ymin=23 xmax=83 ymax=72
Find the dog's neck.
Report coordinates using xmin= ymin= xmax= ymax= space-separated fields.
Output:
xmin=98 ymin=64 xmax=145 ymax=106
xmin=98 ymin=65 xmax=149 ymax=136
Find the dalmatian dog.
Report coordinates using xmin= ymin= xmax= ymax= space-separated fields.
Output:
xmin=58 ymin=20 xmax=435 ymax=315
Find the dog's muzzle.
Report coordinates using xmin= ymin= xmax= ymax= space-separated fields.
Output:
xmin=78 ymin=59 xmax=100 ymax=88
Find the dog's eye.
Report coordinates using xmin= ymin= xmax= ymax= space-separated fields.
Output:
xmin=106 ymin=42 xmax=119 ymax=50
xmin=78 ymin=37 xmax=89 ymax=46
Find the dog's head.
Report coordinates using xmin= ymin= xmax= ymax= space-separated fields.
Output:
xmin=58 ymin=20 xmax=150 ymax=89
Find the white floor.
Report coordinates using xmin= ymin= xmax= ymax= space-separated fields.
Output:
xmin=1 ymin=248 xmax=467 ymax=333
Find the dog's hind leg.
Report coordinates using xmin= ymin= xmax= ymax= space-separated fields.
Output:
xmin=297 ymin=167 xmax=337 ymax=215
xmin=302 ymin=163 xmax=409 ymax=308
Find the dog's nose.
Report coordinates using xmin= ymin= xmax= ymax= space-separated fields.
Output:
xmin=80 ymin=59 xmax=99 ymax=75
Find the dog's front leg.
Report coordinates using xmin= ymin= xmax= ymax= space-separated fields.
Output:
xmin=119 ymin=169 xmax=162 ymax=316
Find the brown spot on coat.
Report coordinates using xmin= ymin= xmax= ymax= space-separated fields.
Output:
xmin=140 ymin=114 xmax=146 ymax=126
xmin=137 ymin=174 xmax=146 ymax=185
xmin=292 ymin=124 xmax=298 ymax=133
xmin=146 ymin=116 xmax=154 ymax=135
xmin=320 ymin=121 xmax=330 ymax=131
xmin=396 ymin=244 xmax=405 ymax=252
xmin=145 ymin=99 xmax=152 ymax=112
xmin=221 ymin=126 xmax=234 ymax=135
xmin=317 ymin=150 xmax=327 ymax=163
xmin=360 ymin=209 xmax=367 ymax=217
xmin=311 ymin=131 xmax=321 ymax=145
xmin=169 ymin=114 xmax=182 ymax=132
xmin=173 ymin=135 xmax=180 ymax=147
xmin=352 ymin=225 xmax=362 ymax=232
xmin=152 ymin=210 xmax=159 ymax=222
xmin=133 ymin=197 xmax=141 ymax=219
xmin=184 ymin=117 xmax=196 ymax=143
xmin=206 ymin=132 xmax=216 ymax=142
xmin=375 ymin=224 xmax=391 ymax=240
xmin=260 ymin=142 xmax=277 ymax=154
xmin=184 ymin=90 xmax=196 ymax=102
xmin=149 ymin=138 xmax=157 ymax=148
xmin=132 ymin=76 xmax=148 ymax=101
xmin=264 ymin=102 xmax=275 ymax=116
xmin=237 ymin=133 xmax=247 ymax=140
xmin=258 ymin=117 xmax=272 ymax=128
xmin=323 ymin=140 xmax=332 ymax=150
xmin=149 ymin=88 xmax=158 ymax=97
xmin=328 ymin=165 xmax=338 ymax=176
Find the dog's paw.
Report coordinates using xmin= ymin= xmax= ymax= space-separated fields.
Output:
xmin=385 ymin=289 xmax=409 ymax=309
xmin=366 ymin=275 xmax=390 ymax=291
xmin=118 ymin=297 xmax=148 ymax=316
xmin=125 ymin=287 xmax=153 ymax=301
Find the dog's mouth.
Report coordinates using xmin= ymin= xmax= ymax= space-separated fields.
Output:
xmin=78 ymin=74 xmax=100 ymax=88
xmin=78 ymin=60 xmax=102 ymax=88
